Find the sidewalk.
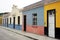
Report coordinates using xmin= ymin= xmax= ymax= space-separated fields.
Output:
xmin=0 ymin=26 xmax=58 ymax=40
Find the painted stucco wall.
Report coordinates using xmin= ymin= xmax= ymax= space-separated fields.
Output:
xmin=8 ymin=6 xmax=23 ymax=25
xmin=44 ymin=1 xmax=60 ymax=28
xmin=44 ymin=1 xmax=60 ymax=38
xmin=23 ymin=6 xmax=44 ymax=35
xmin=2 ymin=14 xmax=8 ymax=27
xmin=0 ymin=16 xmax=2 ymax=25
xmin=23 ymin=7 xmax=44 ymax=26
xmin=3 ymin=5 xmax=23 ymax=30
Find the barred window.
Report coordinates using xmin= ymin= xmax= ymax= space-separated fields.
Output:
xmin=32 ymin=14 xmax=37 ymax=25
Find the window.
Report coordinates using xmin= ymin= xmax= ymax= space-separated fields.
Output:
xmin=32 ymin=14 xmax=37 ymax=25
xmin=10 ymin=18 xmax=11 ymax=24
xmin=18 ymin=16 xmax=20 ymax=25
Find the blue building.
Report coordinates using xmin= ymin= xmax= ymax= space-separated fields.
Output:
xmin=22 ymin=1 xmax=44 ymax=35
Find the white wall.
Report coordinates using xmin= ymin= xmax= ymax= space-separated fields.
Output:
xmin=8 ymin=5 xmax=23 ymax=25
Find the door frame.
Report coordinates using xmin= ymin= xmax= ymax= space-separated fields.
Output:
xmin=24 ymin=15 xmax=26 ymax=31
xmin=47 ymin=9 xmax=56 ymax=37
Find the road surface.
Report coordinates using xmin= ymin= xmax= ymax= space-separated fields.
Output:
xmin=0 ymin=27 xmax=33 ymax=40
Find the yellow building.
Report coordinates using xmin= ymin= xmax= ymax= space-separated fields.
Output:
xmin=0 ymin=13 xmax=8 ymax=26
xmin=44 ymin=0 xmax=60 ymax=39
xmin=0 ymin=15 xmax=2 ymax=25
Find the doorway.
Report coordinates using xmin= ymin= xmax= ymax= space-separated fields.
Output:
xmin=7 ymin=18 xmax=8 ymax=27
xmin=24 ymin=15 xmax=26 ymax=31
xmin=47 ymin=9 xmax=56 ymax=38
xmin=13 ymin=17 xmax=15 ymax=29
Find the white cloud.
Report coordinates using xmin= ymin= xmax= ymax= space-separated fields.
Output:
xmin=0 ymin=0 xmax=41 ymax=13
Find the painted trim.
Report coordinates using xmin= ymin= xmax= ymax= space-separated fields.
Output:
xmin=8 ymin=24 xmax=13 ymax=29
xmin=8 ymin=24 xmax=22 ymax=30
xmin=55 ymin=28 xmax=60 ymax=39
xmin=15 ymin=25 xmax=22 ymax=30
xmin=44 ymin=27 xmax=48 ymax=36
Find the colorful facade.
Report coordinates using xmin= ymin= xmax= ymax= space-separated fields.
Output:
xmin=8 ymin=5 xmax=23 ymax=30
xmin=2 ymin=0 xmax=60 ymax=39
xmin=0 ymin=16 xmax=2 ymax=25
xmin=44 ymin=0 xmax=60 ymax=39
xmin=22 ymin=0 xmax=60 ymax=39
xmin=0 ymin=13 xmax=3 ymax=26
xmin=3 ymin=5 xmax=23 ymax=30
xmin=0 ymin=13 xmax=8 ymax=26
xmin=2 ymin=13 xmax=10 ymax=27
xmin=22 ymin=1 xmax=44 ymax=35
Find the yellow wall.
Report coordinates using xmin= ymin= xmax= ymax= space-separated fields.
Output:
xmin=0 ymin=16 xmax=2 ymax=25
xmin=44 ymin=1 xmax=60 ymax=28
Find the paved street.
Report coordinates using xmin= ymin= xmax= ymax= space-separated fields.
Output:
xmin=0 ymin=26 xmax=59 ymax=40
xmin=0 ymin=27 xmax=33 ymax=40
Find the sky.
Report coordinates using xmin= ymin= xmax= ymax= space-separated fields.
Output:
xmin=0 ymin=0 xmax=41 ymax=13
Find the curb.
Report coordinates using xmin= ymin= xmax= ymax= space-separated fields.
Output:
xmin=0 ymin=26 xmax=38 ymax=40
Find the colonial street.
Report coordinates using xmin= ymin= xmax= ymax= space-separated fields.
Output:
xmin=0 ymin=26 xmax=58 ymax=40
xmin=0 ymin=27 xmax=33 ymax=40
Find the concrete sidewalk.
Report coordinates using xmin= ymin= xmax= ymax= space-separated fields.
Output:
xmin=0 ymin=26 xmax=58 ymax=40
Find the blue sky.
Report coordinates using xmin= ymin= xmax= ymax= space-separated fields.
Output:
xmin=0 ymin=0 xmax=41 ymax=13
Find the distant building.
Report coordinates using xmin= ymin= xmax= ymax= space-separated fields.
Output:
xmin=0 ymin=12 xmax=8 ymax=26
xmin=2 ymin=12 xmax=10 ymax=27
xmin=7 ymin=5 xmax=23 ymax=30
